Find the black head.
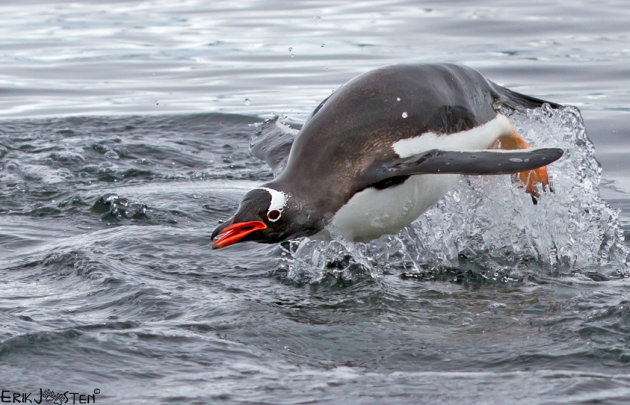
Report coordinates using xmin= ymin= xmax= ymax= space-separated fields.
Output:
xmin=211 ymin=187 xmax=319 ymax=249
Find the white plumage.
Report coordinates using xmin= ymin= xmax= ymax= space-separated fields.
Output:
xmin=328 ymin=114 xmax=514 ymax=242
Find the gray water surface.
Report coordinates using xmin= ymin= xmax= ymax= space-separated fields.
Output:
xmin=1 ymin=1 xmax=629 ymax=404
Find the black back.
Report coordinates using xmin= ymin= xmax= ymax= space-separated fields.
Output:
xmin=265 ymin=63 xmax=559 ymax=217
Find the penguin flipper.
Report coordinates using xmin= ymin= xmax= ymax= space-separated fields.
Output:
xmin=359 ymin=148 xmax=563 ymax=191
xmin=250 ymin=116 xmax=299 ymax=176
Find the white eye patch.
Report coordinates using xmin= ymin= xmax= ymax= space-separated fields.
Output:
xmin=259 ymin=187 xmax=287 ymax=222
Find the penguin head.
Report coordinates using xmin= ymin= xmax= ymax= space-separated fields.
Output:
xmin=211 ymin=187 xmax=318 ymax=249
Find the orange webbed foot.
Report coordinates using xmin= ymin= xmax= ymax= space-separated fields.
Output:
xmin=497 ymin=126 xmax=555 ymax=204
xmin=514 ymin=165 xmax=553 ymax=204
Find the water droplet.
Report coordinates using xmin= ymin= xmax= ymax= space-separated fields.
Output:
xmin=402 ymin=112 xmax=408 ymax=118
xmin=288 ymin=47 xmax=294 ymax=58
xmin=321 ymin=43 xmax=326 ymax=47
xmin=396 ymin=97 xmax=401 ymax=102
xmin=104 ymin=150 xmax=119 ymax=160
xmin=244 ymin=98 xmax=251 ymax=106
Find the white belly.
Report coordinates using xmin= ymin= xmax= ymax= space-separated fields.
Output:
xmin=316 ymin=113 xmax=514 ymax=242
xmin=327 ymin=174 xmax=459 ymax=242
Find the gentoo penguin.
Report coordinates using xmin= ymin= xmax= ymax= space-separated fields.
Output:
xmin=211 ymin=63 xmax=563 ymax=249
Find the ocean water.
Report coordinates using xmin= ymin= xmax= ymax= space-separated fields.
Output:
xmin=1 ymin=1 xmax=629 ymax=404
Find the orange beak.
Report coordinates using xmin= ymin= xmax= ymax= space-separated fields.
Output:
xmin=211 ymin=220 xmax=267 ymax=249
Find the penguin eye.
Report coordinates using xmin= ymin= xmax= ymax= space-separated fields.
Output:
xmin=267 ymin=209 xmax=281 ymax=222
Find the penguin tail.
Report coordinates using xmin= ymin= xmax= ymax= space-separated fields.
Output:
xmin=490 ymin=81 xmax=563 ymax=111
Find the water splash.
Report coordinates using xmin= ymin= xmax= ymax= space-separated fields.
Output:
xmin=92 ymin=193 xmax=147 ymax=220
xmin=281 ymin=106 xmax=629 ymax=284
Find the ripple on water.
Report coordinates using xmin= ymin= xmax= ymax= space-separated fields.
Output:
xmin=0 ymin=111 xmax=628 ymax=405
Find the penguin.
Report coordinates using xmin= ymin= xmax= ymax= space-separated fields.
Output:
xmin=211 ymin=63 xmax=563 ymax=249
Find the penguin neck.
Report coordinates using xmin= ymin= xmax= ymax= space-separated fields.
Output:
xmin=261 ymin=179 xmax=328 ymax=237
xmin=271 ymin=170 xmax=346 ymax=216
